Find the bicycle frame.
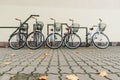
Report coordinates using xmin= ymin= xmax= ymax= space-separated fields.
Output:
xmin=87 ymin=18 xmax=108 ymax=46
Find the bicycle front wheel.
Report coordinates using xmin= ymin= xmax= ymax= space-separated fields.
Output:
xmin=92 ymin=32 xmax=110 ymax=49
xmin=8 ymin=33 xmax=26 ymax=50
xmin=64 ymin=33 xmax=81 ymax=49
xmin=46 ymin=33 xmax=63 ymax=49
xmin=26 ymin=31 xmax=44 ymax=49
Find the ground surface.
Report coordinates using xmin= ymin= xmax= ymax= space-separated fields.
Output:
xmin=0 ymin=46 xmax=120 ymax=80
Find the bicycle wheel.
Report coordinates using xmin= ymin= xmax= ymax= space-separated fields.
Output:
xmin=64 ymin=33 xmax=81 ymax=49
xmin=8 ymin=33 xmax=26 ymax=50
xmin=92 ymin=32 xmax=110 ymax=49
xmin=26 ymin=31 xmax=44 ymax=49
xmin=46 ymin=33 xmax=63 ymax=49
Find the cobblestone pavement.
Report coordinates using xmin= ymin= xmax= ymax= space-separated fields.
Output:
xmin=0 ymin=46 xmax=120 ymax=80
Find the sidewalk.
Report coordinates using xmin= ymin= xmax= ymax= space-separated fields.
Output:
xmin=0 ymin=46 xmax=120 ymax=80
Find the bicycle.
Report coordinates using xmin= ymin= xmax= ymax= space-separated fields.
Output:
xmin=46 ymin=18 xmax=81 ymax=49
xmin=26 ymin=16 xmax=44 ymax=50
xmin=87 ymin=18 xmax=110 ymax=49
xmin=46 ymin=18 xmax=63 ymax=49
xmin=63 ymin=19 xmax=81 ymax=49
xmin=8 ymin=15 xmax=39 ymax=50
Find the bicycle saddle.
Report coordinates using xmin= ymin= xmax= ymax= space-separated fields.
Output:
xmin=89 ymin=27 xmax=94 ymax=30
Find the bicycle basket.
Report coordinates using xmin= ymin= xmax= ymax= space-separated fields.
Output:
xmin=33 ymin=21 xmax=44 ymax=31
xmin=55 ymin=22 xmax=61 ymax=32
xmin=21 ymin=23 xmax=28 ymax=31
xmin=72 ymin=23 xmax=80 ymax=32
xmin=99 ymin=23 xmax=106 ymax=31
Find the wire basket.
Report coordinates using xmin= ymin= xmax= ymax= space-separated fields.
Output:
xmin=55 ymin=22 xmax=61 ymax=32
xmin=72 ymin=23 xmax=80 ymax=32
xmin=99 ymin=23 xmax=106 ymax=31
xmin=33 ymin=21 xmax=44 ymax=31
xmin=21 ymin=23 xmax=28 ymax=31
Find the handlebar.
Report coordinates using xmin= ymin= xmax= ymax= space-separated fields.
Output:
xmin=15 ymin=18 xmax=21 ymax=21
xmin=31 ymin=15 xmax=39 ymax=17
xmin=99 ymin=18 xmax=102 ymax=22
xmin=31 ymin=16 xmax=37 ymax=20
xmin=50 ymin=18 xmax=55 ymax=20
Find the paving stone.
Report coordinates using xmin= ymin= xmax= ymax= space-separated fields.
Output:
xmin=102 ymin=66 xmax=120 ymax=73
xmin=40 ymin=62 xmax=49 ymax=66
xmin=90 ymin=74 xmax=109 ymax=80
xmin=7 ymin=66 xmax=23 ymax=74
xmin=0 ymin=66 xmax=11 ymax=74
xmin=113 ymin=65 xmax=120 ymax=70
xmin=77 ymin=61 xmax=88 ymax=66
xmin=48 ymin=74 xmax=59 ymax=80
xmin=20 ymin=66 xmax=35 ymax=74
xmin=92 ymin=66 xmax=110 ymax=73
xmin=85 ymin=61 xmax=97 ymax=66
xmin=34 ymin=66 xmax=47 ymax=73
xmin=29 ymin=61 xmax=39 ymax=66
xmin=50 ymin=61 xmax=58 ymax=66
xmin=0 ymin=74 xmax=12 ymax=80
xmin=60 ymin=66 xmax=72 ymax=74
xmin=71 ymin=66 xmax=85 ymax=73
xmin=76 ymin=74 xmax=93 ymax=80
xmin=94 ymin=61 xmax=108 ymax=66
xmin=59 ymin=62 xmax=68 ymax=66
xmin=11 ymin=73 xmax=29 ymax=80
xmin=9 ymin=62 xmax=21 ymax=66
xmin=20 ymin=61 xmax=30 ymax=66
xmin=68 ymin=61 xmax=78 ymax=66
xmin=81 ymin=66 xmax=97 ymax=73
xmin=47 ymin=66 xmax=59 ymax=74
xmin=107 ymin=74 xmax=120 ymax=80
xmin=103 ymin=61 xmax=116 ymax=65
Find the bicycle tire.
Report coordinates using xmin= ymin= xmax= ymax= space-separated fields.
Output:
xmin=26 ymin=31 xmax=44 ymax=50
xmin=46 ymin=33 xmax=63 ymax=49
xmin=64 ymin=33 xmax=81 ymax=49
xmin=8 ymin=33 xmax=26 ymax=50
xmin=92 ymin=32 xmax=110 ymax=49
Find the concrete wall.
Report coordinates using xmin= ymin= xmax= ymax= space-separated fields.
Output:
xmin=0 ymin=0 xmax=120 ymax=42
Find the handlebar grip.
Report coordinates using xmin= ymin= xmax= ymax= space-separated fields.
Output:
xmin=50 ymin=18 xmax=54 ymax=20
xmin=15 ymin=18 xmax=21 ymax=21
xmin=31 ymin=16 xmax=37 ymax=19
xmin=99 ymin=18 xmax=102 ymax=22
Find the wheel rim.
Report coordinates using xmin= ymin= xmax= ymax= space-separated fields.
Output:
xmin=27 ymin=32 xmax=44 ymax=49
xmin=64 ymin=33 xmax=81 ymax=49
xmin=46 ymin=33 xmax=62 ymax=49
xmin=93 ymin=33 xmax=109 ymax=49
xmin=9 ymin=33 xmax=26 ymax=49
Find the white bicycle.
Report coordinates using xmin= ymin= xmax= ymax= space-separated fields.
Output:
xmin=87 ymin=18 xmax=110 ymax=49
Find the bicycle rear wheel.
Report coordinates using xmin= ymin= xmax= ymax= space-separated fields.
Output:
xmin=64 ymin=33 xmax=81 ymax=49
xmin=26 ymin=31 xmax=44 ymax=49
xmin=46 ymin=33 xmax=63 ymax=49
xmin=8 ymin=33 xmax=26 ymax=50
xmin=92 ymin=32 xmax=110 ymax=49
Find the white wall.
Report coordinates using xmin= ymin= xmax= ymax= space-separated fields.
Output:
xmin=0 ymin=0 xmax=120 ymax=42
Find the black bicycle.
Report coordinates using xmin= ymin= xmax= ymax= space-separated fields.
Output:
xmin=26 ymin=16 xmax=44 ymax=50
xmin=8 ymin=15 xmax=39 ymax=50
xmin=63 ymin=19 xmax=81 ymax=49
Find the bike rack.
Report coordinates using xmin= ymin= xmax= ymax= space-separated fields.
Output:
xmin=47 ymin=23 xmax=88 ymax=47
